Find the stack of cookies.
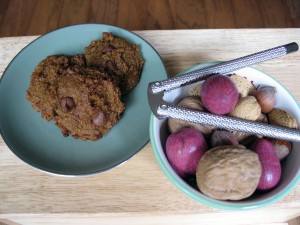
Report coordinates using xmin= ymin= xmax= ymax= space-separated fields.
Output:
xmin=27 ymin=32 xmax=144 ymax=141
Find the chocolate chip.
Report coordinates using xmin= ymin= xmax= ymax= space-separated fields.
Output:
xmin=92 ymin=111 xmax=106 ymax=126
xmin=67 ymin=67 xmax=76 ymax=75
xmin=61 ymin=97 xmax=75 ymax=112
xmin=107 ymin=61 xmax=122 ymax=75
xmin=102 ymin=44 xmax=115 ymax=53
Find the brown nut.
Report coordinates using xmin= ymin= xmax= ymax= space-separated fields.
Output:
xmin=211 ymin=130 xmax=238 ymax=147
xmin=230 ymin=130 xmax=252 ymax=142
xmin=229 ymin=74 xmax=255 ymax=97
xmin=255 ymin=86 xmax=276 ymax=113
xmin=168 ymin=96 xmax=214 ymax=135
xmin=268 ymin=108 xmax=298 ymax=129
xmin=61 ymin=97 xmax=75 ymax=112
xmin=188 ymin=84 xmax=202 ymax=97
xmin=196 ymin=145 xmax=261 ymax=200
xmin=269 ymin=138 xmax=292 ymax=161
xmin=229 ymin=96 xmax=261 ymax=121
xmin=257 ymin=113 xmax=268 ymax=124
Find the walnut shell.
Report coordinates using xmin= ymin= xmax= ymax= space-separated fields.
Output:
xmin=229 ymin=96 xmax=261 ymax=121
xmin=196 ymin=145 xmax=262 ymax=200
xmin=268 ymin=108 xmax=298 ymax=129
xmin=168 ymin=96 xmax=215 ymax=134
xmin=230 ymin=74 xmax=255 ymax=97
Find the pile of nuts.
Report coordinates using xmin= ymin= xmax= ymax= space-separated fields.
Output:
xmin=165 ymin=73 xmax=298 ymax=200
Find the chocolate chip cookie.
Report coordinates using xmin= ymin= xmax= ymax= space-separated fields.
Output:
xmin=27 ymin=55 xmax=125 ymax=141
xmin=85 ymin=32 xmax=144 ymax=95
xmin=55 ymin=72 xmax=124 ymax=140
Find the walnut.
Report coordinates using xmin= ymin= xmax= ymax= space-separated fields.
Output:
xmin=230 ymin=74 xmax=255 ymax=97
xmin=168 ymin=96 xmax=214 ymax=135
xmin=268 ymin=108 xmax=298 ymax=129
xmin=196 ymin=145 xmax=261 ymax=200
xmin=229 ymin=96 xmax=261 ymax=121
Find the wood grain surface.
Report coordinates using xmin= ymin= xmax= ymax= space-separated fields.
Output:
xmin=1 ymin=0 xmax=300 ymax=37
xmin=1 ymin=29 xmax=300 ymax=224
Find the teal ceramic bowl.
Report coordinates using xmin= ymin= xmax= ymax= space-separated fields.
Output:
xmin=0 ymin=24 xmax=167 ymax=176
xmin=150 ymin=62 xmax=300 ymax=210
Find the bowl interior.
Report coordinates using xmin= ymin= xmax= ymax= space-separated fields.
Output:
xmin=150 ymin=62 xmax=300 ymax=210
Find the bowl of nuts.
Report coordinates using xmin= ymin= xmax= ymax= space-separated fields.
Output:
xmin=150 ymin=61 xmax=300 ymax=210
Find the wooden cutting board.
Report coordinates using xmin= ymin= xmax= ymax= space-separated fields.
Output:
xmin=1 ymin=29 xmax=300 ymax=225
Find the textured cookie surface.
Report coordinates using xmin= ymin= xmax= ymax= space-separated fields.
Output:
xmin=85 ymin=32 xmax=144 ymax=95
xmin=27 ymin=55 xmax=125 ymax=141
xmin=55 ymin=72 xmax=124 ymax=140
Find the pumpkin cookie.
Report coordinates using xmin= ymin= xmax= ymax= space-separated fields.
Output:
xmin=85 ymin=32 xmax=144 ymax=95
xmin=26 ymin=55 xmax=125 ymax=141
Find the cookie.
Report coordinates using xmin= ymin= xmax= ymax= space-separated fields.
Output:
xmin=27 ymin=55 xmax=125 ymax=141
xmin=85 ymin=32 xmax=144 ymax=95
xmin=55 ymin=72 xmax=124 ymax=140
xmin=26 ymin=55 xmax=70 ymax=121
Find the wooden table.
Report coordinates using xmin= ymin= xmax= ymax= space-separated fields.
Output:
xmin=1 ymin=29 xmax=300 ymax=225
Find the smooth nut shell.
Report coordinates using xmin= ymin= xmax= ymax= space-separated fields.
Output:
xmin=168 ymin=96 xmax=214 ymax=134
xmin=196 ymin=145 xmax=261 ymax=200
xmin=255 ymin=86 xmax=276 ymax=113
xmin=269 ymin=138 xmax=292 ymax=161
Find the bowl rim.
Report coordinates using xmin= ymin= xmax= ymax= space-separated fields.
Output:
xmin=150 ymin=61 xmax=300 ymax=210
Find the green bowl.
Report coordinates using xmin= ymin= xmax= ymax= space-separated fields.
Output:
xmin=150 ymin=62 xmax=300 ymax=210
xmin=0 ymin=24 xmax=167 ymax=176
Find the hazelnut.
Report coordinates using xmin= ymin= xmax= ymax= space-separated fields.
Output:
xmin=230 ymin=74 xmax=255 ymax=97
xmin=196 ymin=145 xmax=261 ymax=200
xmin=168 ymin=96 xmax=214 ymax=135
xmin=268 ymin=108 xmax=298 ymax=129
xmin=229 ymin=96 xmax=261 ymax=121
xmin=255 ymin=86 xmax=276 ymax=113
xmin=269 ymin=138 xmax=292 ymax=161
